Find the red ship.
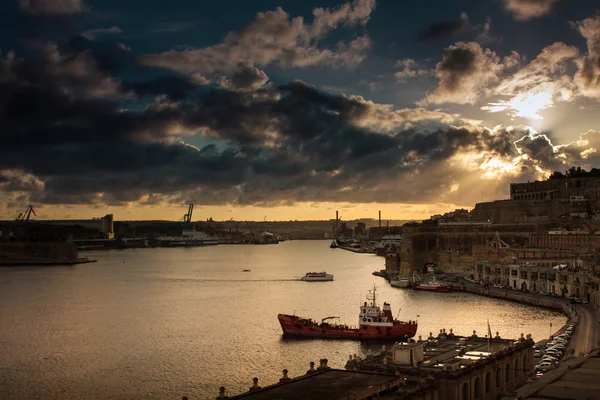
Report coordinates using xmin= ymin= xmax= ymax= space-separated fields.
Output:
xmin=277 ymin=286 xmax=418 ymax=340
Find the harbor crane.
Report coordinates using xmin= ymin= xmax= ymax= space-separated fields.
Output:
xmin=178 ymin=204 xmax=194 ymax=223
xmin=16 ymin=205 xmax=36 ymax=222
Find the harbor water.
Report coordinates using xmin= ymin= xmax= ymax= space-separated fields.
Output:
xmin=0 ymin=240 xmax=566 ymax=399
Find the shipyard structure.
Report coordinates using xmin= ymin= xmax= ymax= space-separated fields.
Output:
xmin=385 ymin=173 xmax=600 ymax=308
xmin=0 ymin=205 xmax=95 ymax=265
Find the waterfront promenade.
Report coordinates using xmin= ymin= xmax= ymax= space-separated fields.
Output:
xmin=454 ymin=278 xmax=600 ymax=399
xmin=455 ymin=279 xmax=600 ymax=348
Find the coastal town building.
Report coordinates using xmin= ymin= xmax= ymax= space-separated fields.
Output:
xmin=472 ymin=176 xmax=600 ymax=224
xmin=346 ymin=333 xmax=534 ymax=400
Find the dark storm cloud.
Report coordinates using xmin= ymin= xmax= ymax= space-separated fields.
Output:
xmin=420 ymin=41 xmax=512 ymax=105
xmin=437 ymin=45 xmax=478 ymax=87
xmin=418 ymin=13 xmax=469 ymax=41
xmin=2 ymin=39 xmax=595 ymax=208
xmin=0 ymin=48 xmax=514 ymax=207
xmin=122 ymin=76 xmax=202 ymax=101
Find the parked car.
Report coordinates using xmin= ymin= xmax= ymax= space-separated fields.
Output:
xmin=541 ymin=356 xmax=559 ymax=363
xmin=535 ymin=362 xmax=554 ymax=372
xmin=545 ymin=351 xmax=562 ymax=358
xmin=546 ymin=347 xmax=563 ymax=354
xmin=533 ymin=350 xmax=543 ymax=357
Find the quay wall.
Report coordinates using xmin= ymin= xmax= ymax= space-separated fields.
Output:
xmin=454 ymin=282 xmax=576 ymax=339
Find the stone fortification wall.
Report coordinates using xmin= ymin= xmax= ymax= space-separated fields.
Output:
xmin=397 ymin=227 xmax=532 ymax=275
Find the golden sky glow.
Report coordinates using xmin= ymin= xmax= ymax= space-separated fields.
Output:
xmin=11 ymin=201 xmax=479 ymax=222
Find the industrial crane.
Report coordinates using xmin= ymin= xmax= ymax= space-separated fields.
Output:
xmin=16 ymin=205 xmax=36 ymax=222
xmin=178 ymin=204 xmax=194 ymax=223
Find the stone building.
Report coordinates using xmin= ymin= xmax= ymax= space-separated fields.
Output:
xmin=472 ymin=177 xmax=600 ymax=224
xmin=389 ymin=224 xmax=532 ymax=277
xmin=529 ymin=231 xmax=600 ymax=255
xmin=587 ymin=271 xmax=600 ymax=308
xmin=347 ymin=333 xmax=534 ymax=400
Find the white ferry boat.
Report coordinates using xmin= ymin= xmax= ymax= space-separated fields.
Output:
xmin=156 ymin=227 xmax=219 ymax=247
xmin=300 ymin=272 xmax=334 ymax=282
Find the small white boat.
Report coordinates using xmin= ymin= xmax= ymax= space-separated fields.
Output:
xmin=390 ymin=278 xmax=410 ymax=288
xmin=300 ymin=272 xmax=334 ymax=282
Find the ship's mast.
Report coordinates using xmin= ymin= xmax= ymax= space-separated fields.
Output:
xmin=365 ymin=285 xmax=378 ymax=307
xmin=369 ymin=284 xmax=377 ymax=307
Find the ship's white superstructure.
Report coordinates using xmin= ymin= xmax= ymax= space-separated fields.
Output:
xmin=300 ymin=272 xmax=334 ymax=281
xmin=156 ymin=227 xmax=219 ymax=247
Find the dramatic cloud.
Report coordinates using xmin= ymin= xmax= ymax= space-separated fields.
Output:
xmin=1 ymin=40 xmax=524 ymax=209
xmin=574 ymin=15 xmax=600 ymax=100
xmin=394 ymin=59 xmax=429 ymax=82
xmin=503 ymin=0 xmax=560 ymax=20
xmin=18 ymin=0 xmax=87 ymax=15
xmin=420 ymin=42 xmax=519 ymax=105
xmin=3 ymin=41 xmax=595 ymax=211
xmin=418 ymin=13 xmax=469 ymax=41
xmin=483 ymin=42 xmax=578 ymax=119
xmin=137 ymin=0 xmax=375 ymax=76
xmin=4 ymin=1 xmax=600 ymax=214
xmin=0 ymin=43 xmax=119 ymax=98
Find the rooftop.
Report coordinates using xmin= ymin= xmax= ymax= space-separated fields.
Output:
xmin=229 ymin=369 xmax=398 ymax=400
xmin=353 ymin=334 xmax=533 ymax=376
xmin=412 ymin=336 xmax=523 ymax=370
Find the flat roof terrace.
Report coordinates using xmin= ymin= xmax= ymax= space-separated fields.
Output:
xmin=355 ymin=335 xmax=531 ymax=376
xmin=417 ymin=337 xmax=518 ymax=370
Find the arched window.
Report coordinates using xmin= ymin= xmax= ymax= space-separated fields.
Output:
xmin=523 ymin=355 xmax=527 ymax=373
xmin=506 ymin=363 xmax=510 ymax=382
xmin=485 ymin=372 xmax=491 ymax=393
xmin=474 ymin=377 xmax=481 ymax=399
xmin=515 ymin=359 xmax=519 ymax=377
xmin=496 ymin=368 xmax=502 ymax=387
xmin=462 ymin=382 xmax=469 ymax=400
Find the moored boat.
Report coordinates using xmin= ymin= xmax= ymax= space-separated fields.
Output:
xmin=390 ymin=278 xmax=410 ymax=288
xmin=155 ymin=227 xmax=218 ymax=247
xmin=277 ymin=286 xmax=418 ymax=340
xmin=412 ymin=280 xmax=451 ymax=292
xmin=300 ymin=272 xmax=334 ymax=281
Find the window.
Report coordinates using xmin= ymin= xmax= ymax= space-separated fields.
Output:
xmin=462 ymin=382 xmax=469 ymax=400
xmin=496 ymin=368 xmax=501 ymax=387
xmin=474 ymin=377 xmax=481 ymax=399
xmin=505 ymin=363 xmax=510 ymax=382
xmin=485 ymin=372 xmax=491 ymax=393
xmin=515 ymin=359 xmax=519 ymax=377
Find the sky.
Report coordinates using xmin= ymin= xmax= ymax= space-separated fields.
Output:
xmin=1 ymin=0 xmax=600 ymax=221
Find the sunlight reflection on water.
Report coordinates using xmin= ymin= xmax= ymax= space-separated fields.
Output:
xmin=0 ymin=241 xmax=565 ymax=399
